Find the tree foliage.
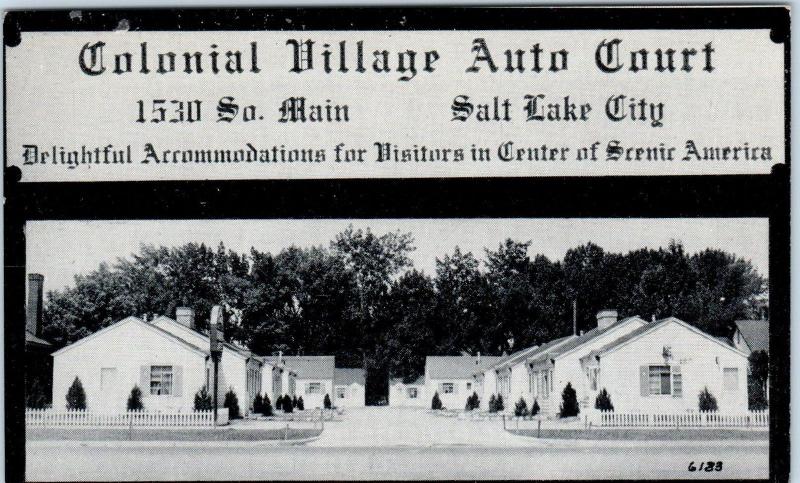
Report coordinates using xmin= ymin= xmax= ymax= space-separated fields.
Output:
xmin=748 ymin=350 xmax=769 ymax=410
xmin=698 ymin=387 xmax=719 ymax=412
xmin=431 ymin=392 xmax=442 ymax=410
xmin=41 ymin=231 xmax=766 ymax=404
xmin=194 ymin=386 xmax=213 ymax=411
xmin=514 ymin=397 xmax=529 ymax=417
xmin=127 ymin=385 xmax=144 ymax=411
xmin=66 ymin=377 xmax=86 ymax=410
xmin=594 ymin=388 xmax=614 ymax=412
xmin=559 ymin=382 xmax=580 ymax=418
xmin=224 ymin=388 xmax=241 ymax=419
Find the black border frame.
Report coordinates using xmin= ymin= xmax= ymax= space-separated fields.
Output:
xmin=3 ymin=6 xmax=790 ymax=483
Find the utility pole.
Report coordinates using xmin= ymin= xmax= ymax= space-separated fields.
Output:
xmin=572 ymin=300 xmax=577 ymax=336
xmin=209 ymin=305 xmax=224 ymax=424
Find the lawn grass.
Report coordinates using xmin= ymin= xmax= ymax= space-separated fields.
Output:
xmin=508 ymin=428 xmax=769 ymax=441
xmin=27 ymin=427 xmax=322 ymax=442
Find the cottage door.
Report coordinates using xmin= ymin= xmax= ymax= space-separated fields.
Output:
xmin=100 ymin=367 xmax=119 ymax=413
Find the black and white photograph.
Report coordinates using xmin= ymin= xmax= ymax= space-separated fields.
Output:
xmin=21 ymin=218 xmax=770 ymax=480
xmin=3 ymin=6 xmax=789 ymax=482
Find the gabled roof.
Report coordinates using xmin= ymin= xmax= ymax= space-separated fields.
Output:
xmin=265 ymin=355 xmax=335 ymax=380
xmin=528 ymin=316 xmax=647 ymax=366
xmin=335 ymin=368 xmax=365 ymax=386
xmin=151 ymin=315 xmax=252 ymax=361
xmin=426 ymin=355 xmax=504 ymax=379
xmin=483 ymin=335 xmax=575 ymax=374
xmin=581 ymin=317 xmax=749 ymax=363
xmin=734 ymin=320 xmax=769 ymax=353
xmin=52 ymin=316 xmax=208 ymax=357
xmin=390 ymin=375 xmax=425 ymax=386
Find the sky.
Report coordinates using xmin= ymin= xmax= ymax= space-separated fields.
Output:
xmin=26 ymin=218 xmax=768 ymax=294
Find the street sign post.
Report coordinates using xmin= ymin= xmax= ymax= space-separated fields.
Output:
xmin=209 ymin=305 xmax=224 ymax=424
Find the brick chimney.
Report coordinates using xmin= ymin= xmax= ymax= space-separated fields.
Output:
xmin=27 ymin=274 xmax=44 ymax=336
xmin=176 ymin=307 xmax=196 ymax=330
xmin=596 ymin=309 xmax=618 ymax=330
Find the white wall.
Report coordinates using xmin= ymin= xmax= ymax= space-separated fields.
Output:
xmin=389 ymin=382 xmax=426 ymax=407
xmin=427 ymin=378 xmax=475 ymax=410
xmin=334 ymin=383 xmax=365 ymax=407
xmin=298 ymin=378 xmax=333 ymax=408
xmin=600 ymin=322 xmax=749 ymax=413
xmin=52 ymin=320 xmax=206 ymax=412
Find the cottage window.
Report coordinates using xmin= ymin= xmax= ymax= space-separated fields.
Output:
xmin=724 ymin=368 xmax=739 ymax=391
xmin=466 ymin=382 xmax=472 ymax=391
xmin=335 ymin=386 xmax=347 ymax=399
xmin=150 ymin=365 xmax=173 ymax=395
xmin=306 ymin=382 xmax=322 ymax=394
xmin=648 ymin=365 xmax=672 ymax=395
xmin=407 ymin=387 xmax=418 ymax=399
xmin=441 ymin=382 xmax=455 ymax=394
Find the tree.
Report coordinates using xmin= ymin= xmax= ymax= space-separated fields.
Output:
xmin=531 ymin=399 xmax=540 ymax=416
xmin=595 ymin=388 xmax=614 ymax=411
xmin=66 ymin=376 xmax=86 ymax=410
xmin=495 ymin=394 xmax=505 ymax=412
xmin=748 ymin=350 xmax=769 ymax=410
xmin=224 ymin=388 xmax=241 ymax=419
xmin=262 ymin=394 xmax=273 ymax=416
xmin=292 ymin=395 xmax=299 ymax=409
xmin=275 ymin=393 xmax=283 ymax=411
xmin=194 ymin=386 xmax=213 ymax=411
xmin=465 ymin=391 xmax=480 ymax=411
xmin=431 ymin=391 xmax=443 ymax=410
xmin=488 ymin=394 xmax=497 ymax=413
xmin=26 ymin=379 xmax=48 ymax=409
xmin=559 ymin=383 xmax=579 ymax=418
xmin=127 ymin=385 xmax=144 ymax=411
xmin=324 ymin=393 xmax=332 ymax=410
xmin=514 ymin=397 xmax=529 ymax=417
xmin=297 ymin=396 xmax=305 ymax=411
xmin=698 ymin=387 xmax=719 ymax=412
xmin=253 ymin=393 xmax=264 ymax=414
xmin=282 ymin=395 xmax=293 ymax=413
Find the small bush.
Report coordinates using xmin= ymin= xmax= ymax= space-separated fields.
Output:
xmin=275 ymin=394 xmax=283 ymax=411
xmin=324 ymin=393 xmax=332 ymax=410
xmin=559 ymin=382 xmax=579 ymax=418
xmin=262 ymin=394 xmax=273 ymax=416
xmin=495 ymin=394 xmax=505 ymax=412
xmin=194 ymin=386 xmax=213 ymax=411
xmin=127 ymin=385 xmax=144 ymax=411
xmin=431 ymin=391 xmax=443 ymax=410
xmin=514 ymin=397 xmax=529 ymax=417
xmin=282 ymin=395 xmax=293 ymax=413
xmin=292 ymin=395 xmax=299 ymax=409
xmin=698 ymin=387 xmax=719 ymax=412
xmin=66 ymin=376 xmax=86 ymax=410
xmin=253 ymin=393 xmax=264 ymax=414
xmin=488 ymin=394 xmax=497 ymax=413
xmin=297 ymin=396 xmax=305 ymax=411
xmin=531 ymin=399 xmax=540 ymax=416
xmin=465 ymin=391 xmax=480 ymax=411
xmin=223 ymin=388 xmax=241 ymax=419
xmin=594 ymin=388 xmax=614 ymax=412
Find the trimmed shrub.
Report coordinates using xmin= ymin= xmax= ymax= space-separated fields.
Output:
xmin=194 ymin=386 xmax=213 ymax=411
xmin=699 ymin=387 xmax=719 ymax=412
xmin=431 ymin=391 xmax=443 ymax=410
xmin=488 ymin=394 xmax=497 ymax=413
xmin=127 ymin=385 xmax=144 ymax=411
xmin=465 ymin=392 xmax=480 ymax=411
xmin=531 ymin=399 xmax=540 ymax=416
xmin=594 ymin=388 xmax=614 ymax=412
xmin=282 ymin=395 xmax=294 ymax=413
xmin=297 ymin=396 xmax=305 ymax=411
xmin=514 ymin=397 xmax=529 ymax=417
xmin=324 ymin=393 xmax=332 ymax=410
xmin=66 ymin=376 xmax=87 ymax=410
xmin=223 ymin=388 xmax=241 ymax=419
xmin=262 ymin=394 xmax=273 ymax=416
xmin=559 ymin=382 xmax=579 ymax=418
xmin=275 ymin=394 xmax=283 ymax=411
xmin=253 ymin=393 xmax=264 ymax=414
xmin=495 ymin=394 xmax=505 ymax=412
xmin=292 ymin=395 xmax=299 ymax=409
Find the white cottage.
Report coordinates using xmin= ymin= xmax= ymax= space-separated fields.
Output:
xmin=334 ymin=368 xmax=366 ymax=407
xmin=425 ymin=355 xmax=503 ymax=410
xmin=388 ymin=376 xmax=427 ymax=407
xmin=265 ymin=356 xmax=335 ymax=409
xmin=51 ymin=308 xmax=296 ymax=414
xmin=580 ymin=317 xmax=750 ymax=413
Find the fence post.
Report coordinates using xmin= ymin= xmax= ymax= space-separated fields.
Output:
xmin=502 ymin=415 xmax=506 ymax=430
xmin=537 ymin=419 xmax=541 ymax=438
xmin=284 ymin=423 xmax=290 ymax=441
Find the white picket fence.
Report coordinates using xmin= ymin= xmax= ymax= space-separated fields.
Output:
xmin=594 ymin=410 xmax=768 ymax=428
xmin=26 ymin=409 xmax=222 ymax=428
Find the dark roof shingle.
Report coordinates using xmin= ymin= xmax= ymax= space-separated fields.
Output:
xmin=735 ymin=320 xmax=769 ymax=353
xmin=426 ymin=355 xmax=504 ymax=379
xmin=265 ymin=355 xmax=335 ymax=380
xmin=335 ymin=368 xmax=365 ymax=386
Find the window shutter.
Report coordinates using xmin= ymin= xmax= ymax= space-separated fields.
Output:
xmin=173 ymin=366 xmax=183 ymax=397
xmin=640 ymin=366 xmax=649 ymax=396
xmin=140 ymin=366 xmax=150 ymax=393
xmin=672 ymin=366 xmax=682 ymax=398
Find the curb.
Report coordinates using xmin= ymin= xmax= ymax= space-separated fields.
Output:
xmin=27 ymin=435 xmax=321 ymax=449
xmin=503 ymin=434 xmax=770 ymax=448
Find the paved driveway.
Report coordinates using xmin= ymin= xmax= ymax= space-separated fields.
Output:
xmin=310 ymin=406 xmax=533 ymax=447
